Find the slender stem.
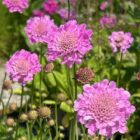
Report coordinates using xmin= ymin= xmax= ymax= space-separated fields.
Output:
xmin=49 ymin=128 xmax=53 ymax=140
xmin=27 ymin=122 xmax=31 ymax=140
xmin=55 ymin=103 xmax=59 ymax=140
xmin=19 ymin=85 xmax=24 ymax=114
xmin=0 ymin=99 xmax=5 ymax=115
xmin=40 ymin=45 xmax=43 ymax=106
xmin=0 ymin=73 xmax=6 ymax=99
xmin=117 ymin=53 xmax=123 ymax=86
xmin=31 ymin=76 xmax=35 ymax=105
xmin=67 ymin=0 xmax=71 ymax=20
xmin=39 ymin=119 xmax=43 ymax=140
xmin=6 ymin=88 xmax=13 ymax=111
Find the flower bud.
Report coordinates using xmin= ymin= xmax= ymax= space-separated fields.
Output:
xmin=9 ymin=102 xmax=17 ymax=112
xmin=44 ymin=63 xmax=54 ymax=73
xmin=19 ymin=113 xmax=28 ymax=122
xmin=57 ymin=93 xmax=67 ymax=101
xmin=5 ymin=118 xmax=15 ymax=127
xmin=3 ymin=80 xmax=12 ymax=90
xmin=48 ymin=119 xmax=55 ymax=126
xmin=28 ymin=110 xmax=38 ymax=120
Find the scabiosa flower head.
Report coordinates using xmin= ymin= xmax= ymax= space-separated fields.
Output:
xmin=25 ymin=16 xmax=57 ymax=44
xmin=57 ymin=8 xmax=76 ymax=20
xmin=47 ymin=20 xmax=93 ymax=68
xmin=43 ymin=0 xmax=58 ymax=15
xmin=33 ymin=10 xmax=45 ymax=17
xmin=100 ymin=15 xmax=117 ymax=28
xmin=2 ymin=0 xmax=29 ymax=13
xmin=5 ymin=49 xmax=41 ymax=85
xmin=74 ymin=79 xmax=135 ymax=137
xmin=75 ymin=67 xmax=94 ymax=84
xmin=100 ymin=1 xmax=109 ymax=11
xmin=109 ymin=31 xmax=134 ymax=53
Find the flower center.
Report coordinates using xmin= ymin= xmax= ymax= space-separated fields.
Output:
xmin=57 ymin=31 xmax=77 ymax=52
xmin=115 ymin=36 xmax=124 ymax=48
xmin=35 ymin=22 xmax=46 ymax=36
xmin=14 ymin=59 xmax=29 ymax=75
xmin=90 ymin=93 xmax=118 ymax=123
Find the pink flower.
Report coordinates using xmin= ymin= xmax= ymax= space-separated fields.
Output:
xmin=100 ymin=1 xmax=109 ymax=11
xmin=100 ymin=15 xmax=117 ymax=28
xmin=25 ymin=16 xmax=57 ymax=44
xmin=46 ymin=20 xmax=93 ymax=68
xmin=74 ymin=79 xmax=135 ymax=137
xmin=60 ymin=0 xmax=76 ymax=6
xmin=109 ymin=31 xmax=134 ymax=53
xmin=6 ymin=49 xmax=41 ymax=85
xmin=2 ymin=0 xmax=29 ymax=13
xmin=33 ymin=10 xmax=45 ymax=17
xmin=43 ymin=0 xmax=58 ymax=15
xmin=57 ymin=8 xmax=76 ymax=20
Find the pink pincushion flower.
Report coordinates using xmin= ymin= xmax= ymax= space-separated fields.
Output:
xmin=57 ymin=8 xmax=76 ymax=20
xmin=109 ymin=31 xmax=134 ymax=53
xmin=74 ymin=79 xmax=135 ymax=137
xmin=43 ymin=0 xmax=58 ymax=15
xmin=33 ymin=10 xmax=45 ymax=17
xmin=6 ymin=49 xmax=41 ymax=85
xmin=25 ymin=16 xmax=57 ymax=44
xmin=2 ymin=0 xmax=29 ymax=13
xmin=46 ymin=20 xmax=93 ymax=68
xmin=100 ymin=1 xmax=109 ymax=11
xmin=100 ymin=16 xmax=117 ymax=28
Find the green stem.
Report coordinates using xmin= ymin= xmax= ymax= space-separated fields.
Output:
xmin=31 ymin=76 xmax=35 ymax=105
xmin=27 ymin=122 xmax=31 ymax=140
xmin=39 ymin=45 xmax=43 ymax=106
xmin=55 ymin=103 xmax=59 ymax=140
xmin=67 ymin=0 xmax=71 ymax=20
xmin=6 ymin=88 xmax=13 ymax=112
xmin=117 ymin=53 xmax=123 ymax=86
xmin=0 ymin=73 xmax=6 ymax=99
xmin=39 ymin=119 xmax=43 ymax=140
xmin=19 ymin=85 xmax=24 ymax=114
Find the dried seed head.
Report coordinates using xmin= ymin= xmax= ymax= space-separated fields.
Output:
xmin=28 ymin=110 xmax=38 ymax=120
xmin=38 ymin=106 xmax=51 ymax=118
xmin=57 ymin=93 xmax=67 ymax=101
xmin=19 ymin=113 xmax=28 ymax=122
xmin=5 ymin=118 xmax=15 ymax=127
xmin=48 ymin=119 xmax=55 ymax=126
xmin=75 ymin=67 xmax=94 ymax=84
xmin=3 ymin=80 xmax=12 ymax=90
xmin=9 ymin=102 xmax=17 ymax=112
xmin=44 ymin=63 xmax=54 ymax=73
xmin=136 ymin=71 xmax=140 ymax=81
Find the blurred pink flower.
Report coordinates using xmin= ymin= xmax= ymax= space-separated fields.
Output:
xmin=74 ymin=79 xmax=135 ymax=137
xmin=100 ymin=15 xmax=117 ymax=28
xmin=2 ymin=0 xmax=29 ymax=13
xmin=109 ymin=31 xmax=134 ymax=53
xmin=25 ymin=16 xmax=57 ymax=43
xmin=6 ymin=49 xmax=41 ymax=85
xmin=136 ymin=71 xmax=140 ymax=81
xmin=100 ymin=1 xmax=109 ymax=11
xmin=60 ymin=0 xmax=76 ymax=6
xmin=33 ymin=10 xmax=45 ymax=17
xmin=46 ymin=20 xmax=93 ymax=68
xmin=43 ymin=0 xmax=58 ymax=15
xmin=57 ymin=8 xmax=76 ymax=20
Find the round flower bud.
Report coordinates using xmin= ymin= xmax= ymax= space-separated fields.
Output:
xmin=59 ymin=125 xmax=64 ymax=131
xmin=18 ymin=136 xmax=27 ymax=140
xmin=9 ymin=102 xmax=18 ymax=112
xmin=66 ymin=100 xmax=73 ymax=106
xmin=75 ymin=67 xmax=94 ymax=84
xmin=28 ymin=110 xmax=38 ymax=120
xmin=38 ymin=106 xmax=51 ymax=118
xmin=3 ymin=80 xmax=12 ymax=90
xmin=5 ymin=118 xmax=15 ymax=127
xmin=19 ymin=113 xmax=28 ymax=122
xmin=136 ymin=71 xmax=140 ymax=81
xmin=59 ymin=133 xmax=65 ymax=139
xmin=57 ymin=93 xmax=67 ymax=101
xmin=44 ymin=63 xmax=54 ymax=73
xmin=48 ymin=119 xmax=55 ymax=126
